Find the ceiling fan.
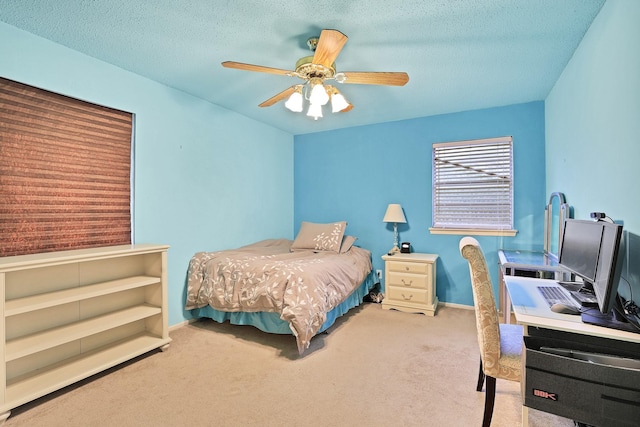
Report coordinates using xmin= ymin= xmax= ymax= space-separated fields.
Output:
xmin=221 ymin=29 xmax=409 ymax=120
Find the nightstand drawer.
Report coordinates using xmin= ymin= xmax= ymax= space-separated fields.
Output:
xmin=387 ymin=286 xmax=429 ymax=304
xmin=388 ymin=272 xmax=428 ymax=289
xmin=387 ymin=261 xmax=430 ymax=275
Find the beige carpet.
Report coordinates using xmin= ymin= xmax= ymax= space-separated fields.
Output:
xmin=6 ymin=304 xmax=576 ymax=427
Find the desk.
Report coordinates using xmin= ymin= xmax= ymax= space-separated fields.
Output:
xmin=504 ymin=275 xmax=640 ymax=427
xmin=505 ymin=275 xmax=640 ymax=344
xmin=498 ymin=250 xmax=566 ymax=323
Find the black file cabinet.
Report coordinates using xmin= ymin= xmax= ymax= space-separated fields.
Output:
xmin=524 ymin=329 xmax=640 ymax=427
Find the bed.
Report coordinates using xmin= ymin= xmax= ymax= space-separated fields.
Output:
xmin=185 ymin=223 xmax=373 ymax=354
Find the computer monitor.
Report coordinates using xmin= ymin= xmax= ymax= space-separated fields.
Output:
xmin=558 ymin=219 xmax=602 ymax=286
xmin=591 ymin=220 xmax=624 ymax=314
xmin=559 ymin=219 xmax=634 ymax=332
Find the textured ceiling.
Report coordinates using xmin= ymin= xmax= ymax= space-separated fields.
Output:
xmin=0 ymin=0 xmax=605 ymax=135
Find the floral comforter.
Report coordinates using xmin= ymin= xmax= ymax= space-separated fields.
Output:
xmin=185 ymin=239 xmax=372 ymax=354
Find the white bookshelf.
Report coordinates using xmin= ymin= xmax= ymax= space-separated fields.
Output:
xmin=0 ymin=244 xmax=171 ymax=422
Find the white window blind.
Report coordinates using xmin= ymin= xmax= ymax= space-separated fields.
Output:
xmin=432 ymin=136 xmax=513 ymax=231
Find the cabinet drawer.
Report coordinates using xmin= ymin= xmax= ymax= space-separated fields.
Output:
xmin=387 ymin=286 xmax=429 ymax=304
xmin=387 ymin=261 xmax=430 ymax=275
xmin=388 ymin=272 xmax=428 ymax=289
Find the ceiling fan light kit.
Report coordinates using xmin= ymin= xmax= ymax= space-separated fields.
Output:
xmin=222 ymin=29 xmax=409 ymax=121
xmin=283 ymin=82 xmax=350 ymax=118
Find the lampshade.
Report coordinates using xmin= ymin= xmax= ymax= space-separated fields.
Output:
xmin=383 ymin=204 xmax=407 ymax=223
xmin=306 ymin=102 xmax=323 ymax=120
xmin=308 ymin=78 xmax=329 ymax=105
xmin=330 ymin=90 xmax=350 ymax=113
xmin=284 ymin=86 xmax=304 ymax=112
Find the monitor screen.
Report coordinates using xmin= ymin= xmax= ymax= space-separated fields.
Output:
xmin=559 ymin=219 xmax=603 ymax=283
xmin=559 ymin=219 xmax=624 ymax=315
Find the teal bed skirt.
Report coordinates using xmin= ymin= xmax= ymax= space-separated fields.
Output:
xmin=190 ymin=273 xmax=375 ymax=335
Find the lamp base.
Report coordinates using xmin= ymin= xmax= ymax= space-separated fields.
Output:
xmin=388 ymin=246 xmax=401 ymax=255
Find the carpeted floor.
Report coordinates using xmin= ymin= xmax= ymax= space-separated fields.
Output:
xmin=6 ymin=304 xmax=576 ymax=426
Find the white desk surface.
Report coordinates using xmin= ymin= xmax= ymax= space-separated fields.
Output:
xmin=504 ymin=275 xmax=640 ymax=344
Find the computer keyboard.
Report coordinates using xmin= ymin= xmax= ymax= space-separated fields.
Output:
xmin=538 ymin=286 xmax=581 ymax=309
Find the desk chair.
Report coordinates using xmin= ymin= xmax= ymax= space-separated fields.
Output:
xmin=459 ymin=237 xmax=523 ymax=427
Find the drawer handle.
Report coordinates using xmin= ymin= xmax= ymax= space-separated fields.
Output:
xmin=401 ymin=279 xmax=413 ymax=287
xmin=405 ymin=266 xmax=410 ymax=271
xmin=401 ymin=293 xmax=413 ymax=301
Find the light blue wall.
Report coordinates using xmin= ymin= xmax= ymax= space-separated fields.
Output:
xmin=0 ymin=23 xmax=295 ymax=326
xmin=545 ymin=0 xmax=640 ymax=305
xmin=294 ymin=102 xmax=546 ymax=306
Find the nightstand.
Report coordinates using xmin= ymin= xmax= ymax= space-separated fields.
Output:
xmin=381 ymin=252 xmax=439 ymax=316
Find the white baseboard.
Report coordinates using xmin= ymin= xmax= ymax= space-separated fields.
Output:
xmin=169 ymin=318 xmax=199 ymax=332
xmin=438 ymin=301 xmax=475 ymax=311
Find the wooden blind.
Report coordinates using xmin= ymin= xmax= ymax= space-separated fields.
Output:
xmin=0 ymin=77 xmax=132 ymax=256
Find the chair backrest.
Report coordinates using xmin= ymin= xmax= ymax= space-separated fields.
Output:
xmin=459 ymin=236 xmax=501 ymax=377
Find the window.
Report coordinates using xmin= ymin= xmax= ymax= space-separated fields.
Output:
xmin=430 ymin=136 xmax=515 ymax=236
xmin=0 ymin=77 xmax=133 ymax=256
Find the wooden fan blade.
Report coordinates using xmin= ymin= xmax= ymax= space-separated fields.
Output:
xmin=259 ymin=86 xmax=297 ymax=107
xmin=222 ymin=61 xmax=293 ymax=76
xmin=312 ymin=29 xmax=348 ymax=68
xmin=341 ymin=71 xmax=409 ymax=86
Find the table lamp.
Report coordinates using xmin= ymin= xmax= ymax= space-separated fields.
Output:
xmin=383 ymin=203 xmax=407 ymax=254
